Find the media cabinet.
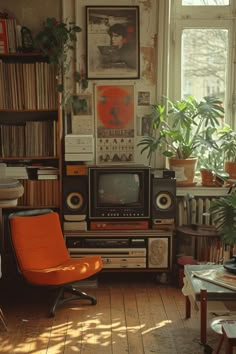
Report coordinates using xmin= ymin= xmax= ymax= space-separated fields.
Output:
xmin=64 ymin=229 xmax=173 ymax=272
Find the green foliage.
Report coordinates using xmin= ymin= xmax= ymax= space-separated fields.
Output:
xmin=34 ymin=18 xmax=88 ymax=108
xmin=217 ymin=124 xmax=236 ymax=162
xmin=209 ymin=189 xmax=236 ymax=244
xmin=138 ymin=96 xmax=224 ymax=163
xmin=72 ymin=96 xmax=88 ymax=114
xmin=34 ymin=17 xmax=82 ymax=72
xmin=197 ymin=146 xmax=224 ymax=173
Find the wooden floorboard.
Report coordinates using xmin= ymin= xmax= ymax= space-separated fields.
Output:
xmin=0 ymin=273 xmax=211 ymax=354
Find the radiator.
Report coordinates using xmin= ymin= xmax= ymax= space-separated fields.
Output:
xmin=176 ymin=196 xmax=222 ymax=263
xmin=177 ymin=196 xmax=214 ymax=227
xmin=177 ymin=196 xmax=236 ymax=262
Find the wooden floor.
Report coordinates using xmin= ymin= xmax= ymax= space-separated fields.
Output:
xmin=0 ymin=272 xmax=214 ymax=354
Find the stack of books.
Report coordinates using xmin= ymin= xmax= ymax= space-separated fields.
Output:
xmin=37 ymin=167 xmax=59 ymax=180
xmin=26 ymin=166 xmax=59 ymax=180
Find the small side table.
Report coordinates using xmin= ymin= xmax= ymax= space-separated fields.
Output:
xmin=222 ymin=323 xmax=236 ymax=354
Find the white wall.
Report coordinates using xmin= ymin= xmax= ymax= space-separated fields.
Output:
xmin=63 ymin=0 xmax=163 ymax=167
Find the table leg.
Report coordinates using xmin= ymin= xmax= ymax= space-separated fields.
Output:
xmin=224 ymin=339 xmax=233 ymax=354
xmin=200 ymin=288 xmax=207 ymax=345
xmin=185 ymin=296 xmax=191 ymax=319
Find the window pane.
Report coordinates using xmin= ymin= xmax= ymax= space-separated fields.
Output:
xmin=182 ymin=0 xmax=229 ymax=5
xmin=181 ymin=29 xmax=228 ymax=104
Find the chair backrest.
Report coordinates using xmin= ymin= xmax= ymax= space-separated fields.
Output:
xmin=9 ymin=210 xmax=70 ymax=272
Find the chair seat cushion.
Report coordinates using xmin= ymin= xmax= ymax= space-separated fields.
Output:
xmin=22 ymin=256 xmax=103 ymax=285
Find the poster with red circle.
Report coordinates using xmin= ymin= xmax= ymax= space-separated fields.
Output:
xmin=97 ymin=85 xmax=134 ymax=129
xmin=95 ymin=84 xmax=135 ymax=164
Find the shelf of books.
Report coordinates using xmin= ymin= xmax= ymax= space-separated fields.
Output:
xmin=0 ymin=59 xmax=58 ymax=110
xmin=0 ymin=51 xmax=61 ymax=210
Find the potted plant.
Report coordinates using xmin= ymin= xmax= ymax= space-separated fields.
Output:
xmin=217 ymin=124 xmax=236 ymax=183
xmin=196 ymin=146 xmax=228 ymax=186
xmin=210 ymin=188 xmax=236 ymax=244
xmin=34 ymin=17 xmax=88 ymax=108
xmin=138 ymin=95 xmax=224 ymax=186
xmin=209 ymin=187 xmax=236 ymax=272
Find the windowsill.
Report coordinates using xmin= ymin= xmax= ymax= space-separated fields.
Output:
xmin=177 ymin=184 xmax=231 ymax=197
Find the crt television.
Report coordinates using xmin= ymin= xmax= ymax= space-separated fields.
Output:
xmin=88 ymin=165 xmax=151 ymax=220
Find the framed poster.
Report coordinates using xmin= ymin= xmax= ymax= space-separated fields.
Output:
xmin=86 ymin=6 xmax=140 ymax=79
xmin=95 ymin=84 xmax=135 ymax=164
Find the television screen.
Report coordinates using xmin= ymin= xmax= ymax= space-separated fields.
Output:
xmin=98 ymin=173 xmax=140 ymax=205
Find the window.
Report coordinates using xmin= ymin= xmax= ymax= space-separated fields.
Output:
xmin=169 ymin=0 xmax=236 ymax=126
xmin=182 ymin=28 xmax=228 ymax=101
xmin=182 ymin=0 xmax=229 ymax=5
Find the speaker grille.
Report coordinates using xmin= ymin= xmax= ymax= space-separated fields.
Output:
xmin=152 ymin=178 xmax=176 ymax=220
xmin=63 ymin=176 xmax=88 ymax=219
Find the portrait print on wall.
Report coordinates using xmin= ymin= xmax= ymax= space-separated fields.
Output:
xmin=86 ymin=6 xmax=140 ymax=79
xmin=95 ymin=84 xmax=135 ymax=164
xmin=138 ymin=91 xmax=150 ymax=106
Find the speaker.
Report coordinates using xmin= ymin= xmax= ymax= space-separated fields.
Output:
xmin=152 ymin=178 xmax=176 ymax=222
xmin=63 ymin=176 xmax=88 ymax=221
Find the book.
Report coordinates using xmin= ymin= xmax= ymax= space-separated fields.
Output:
xmin=192 ymin=266 xmax=236 ymax=291
xmin=0 ymin=19 xmax=8 ymax=53
xmin=37 ymin=174 xmax=58 ymax=180
xmin=37 ymin=167 xmax=59 ymax=175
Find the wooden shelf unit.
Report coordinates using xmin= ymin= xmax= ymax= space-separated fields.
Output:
xmin=0 ymin=53 xmax=62 ymax=227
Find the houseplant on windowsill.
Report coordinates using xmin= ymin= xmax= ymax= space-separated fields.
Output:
xmin=138 ymin=95 xmax=224 ymax=186
xmin=196 ymin=146 xmax=228 ymax=187
xmin=217 ymin=124 xmax=236 ymax=184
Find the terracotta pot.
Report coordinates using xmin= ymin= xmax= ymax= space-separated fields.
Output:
xmin=224 ymin=161 xmax=236 ymax=181
xmin=200 ymin=168 xmax=216 ymax=187
xmin=168 ymin=157 xmax=197 ymax=186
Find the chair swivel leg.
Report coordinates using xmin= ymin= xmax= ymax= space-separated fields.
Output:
xmin=49 ymin=287 xmax=64 ymax=317
xmin=65 ymin=285 xmax=97 ymax=305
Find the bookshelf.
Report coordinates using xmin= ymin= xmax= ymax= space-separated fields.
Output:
xmin=0 ymin=53 xmax=62 ymax=212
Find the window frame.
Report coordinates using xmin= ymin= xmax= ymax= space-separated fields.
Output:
xmin=168 ymin=0 xmax=236 ymax=127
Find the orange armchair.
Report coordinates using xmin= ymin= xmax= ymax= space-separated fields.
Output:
xmin=8 ymin=209 xmax=103 ymax=317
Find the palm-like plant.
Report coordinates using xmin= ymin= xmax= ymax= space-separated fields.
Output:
xmin=138 ymin=96 xmax=224 ymax=163
xmin=209 ymin=188 xmax=236 ymax=244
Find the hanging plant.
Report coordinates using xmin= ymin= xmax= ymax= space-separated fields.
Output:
xmin=34 ymin=17 xmax=88 ymax=107
xmin=34 ymin=17 xmax=81 ymax=72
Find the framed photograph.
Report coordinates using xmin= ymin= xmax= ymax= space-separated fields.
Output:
xmin=86 ymin=6 xmax=140 ymax=80
xmin=72 ymin=94 xmax=92 ymax=116
xmin=71 ymin=94 xmax=94 ymax=135
xmin=138 ymin=91 xmax=151 ymax=106
xmin=141 ymin=116 xmax=153 ymax=136
xmin=95 ymin=84 xmax=135 ymax=164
